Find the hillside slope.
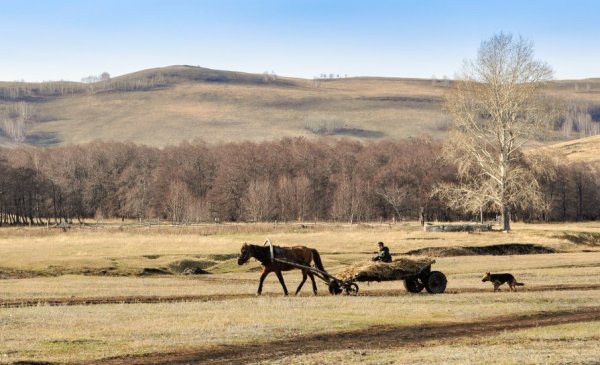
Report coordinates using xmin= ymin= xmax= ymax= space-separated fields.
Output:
xmin=546 ymin=135 xmax=600 ymax=169
xmin=1 ymin=65 xmax=600 ymax=147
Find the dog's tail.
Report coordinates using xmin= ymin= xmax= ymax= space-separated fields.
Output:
xmin=515 ymin=282 xmax=525 ymax=286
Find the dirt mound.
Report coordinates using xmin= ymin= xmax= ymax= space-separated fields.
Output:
xmin=558 ymin=232 xmax=600 ymax=246
xmin=0 ymin=268 xmax=47 ymax=279
xmin=1 ymin=266 xmax=121 ymax=279
xmin=167 ymin=260 xmax=213 ymax=275
xmin=337 ymin=257 xmax=435 ymax=282
xmin=139 ymin=268 xmax=171 ymax=276
xmin=405 ymin=243 xmax=556 ymax=257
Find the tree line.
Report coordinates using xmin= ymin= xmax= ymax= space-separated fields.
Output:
xmin=0 ymin=138 xmax=598 ymax=226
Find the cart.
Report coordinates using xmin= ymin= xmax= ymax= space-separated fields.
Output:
xmin=270 ymin=251 xmax=447 ymax=296
xmin=326 ymin=259 xmax=447 ymax=295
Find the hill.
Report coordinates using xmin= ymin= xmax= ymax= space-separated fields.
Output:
xmin=1 ymin=65 xmax=600 ymax=147
xmin=545 ymin=135 xmax=600 ymax=170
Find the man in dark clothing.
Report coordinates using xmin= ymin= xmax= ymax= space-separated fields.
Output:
xmin=372 ymin=241 xmax=392 ymax=263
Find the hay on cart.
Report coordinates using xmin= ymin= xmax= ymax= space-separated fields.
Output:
xmin=337 ymin=256 xmax=435 ymax=282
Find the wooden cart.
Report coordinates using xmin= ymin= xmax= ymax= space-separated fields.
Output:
xmin=271 ymin=257 xmax=447 ymax=295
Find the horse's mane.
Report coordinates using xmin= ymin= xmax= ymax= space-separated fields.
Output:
xmin=248 ymin=243 xmax=272 ymax=263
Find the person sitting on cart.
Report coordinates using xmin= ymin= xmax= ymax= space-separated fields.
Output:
xmin=372 ymin=241 xmax=392 ymax=263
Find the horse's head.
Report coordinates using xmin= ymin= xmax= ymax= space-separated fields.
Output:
xmin=238 ymin=243 xmax=252 ymax=265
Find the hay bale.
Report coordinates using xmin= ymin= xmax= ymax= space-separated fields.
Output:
xmin=337 ymin=257 xmax=435 ymax=282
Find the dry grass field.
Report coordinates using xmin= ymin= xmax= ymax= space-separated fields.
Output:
xmin=2 ymin=221 xmax=600 ymax=364
xmin=2 ymin=66 xmax=600 ymax=147
xmin=546 ymin=134 xmax=600 ymax=169
xmin=1 ymin=66 xmax=448 ymax=147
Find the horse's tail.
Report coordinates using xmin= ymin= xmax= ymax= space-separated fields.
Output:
xmin=310 ymin=248 xmax=325 ymax=272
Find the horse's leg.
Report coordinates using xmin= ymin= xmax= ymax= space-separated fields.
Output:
xmin=308 ymin=272 xmax=318 ymax=295
xmin=257 ymin=268 xmax=270 ymax=296
xmin=275 ymin=270 xmax=289 ymax=296
xmin=295 ymin=270 xmax=308 ymax=296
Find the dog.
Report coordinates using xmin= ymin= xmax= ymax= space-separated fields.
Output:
xmin=482 ymin=272 xmax=524 ymax=292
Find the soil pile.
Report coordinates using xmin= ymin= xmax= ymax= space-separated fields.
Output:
xmin=405 ymin=243 xmax=556 ymax=257
xmin=167 ymin=259 xmax=213 ymax=275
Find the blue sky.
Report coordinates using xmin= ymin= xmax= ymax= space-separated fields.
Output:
xmin=1 ymin=0 xmax=599 ymax=81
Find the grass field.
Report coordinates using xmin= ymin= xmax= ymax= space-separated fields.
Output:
xmin=1 ymin=221 xmax=600 ymax=364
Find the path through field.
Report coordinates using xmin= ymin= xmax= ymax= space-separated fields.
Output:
xmin=4 ymin=283 xmax=600 ymax=308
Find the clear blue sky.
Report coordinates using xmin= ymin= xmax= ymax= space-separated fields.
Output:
xmin=1 ymin=0 xmax=598 ymax=82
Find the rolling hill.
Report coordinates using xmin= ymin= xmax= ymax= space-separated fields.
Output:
xmin=1 ymin=65 xmax=600 ymax=147
xmin=545 ymin=135 xmax=600 ymax=170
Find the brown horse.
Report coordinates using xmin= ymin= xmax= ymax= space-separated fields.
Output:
xmin=237 ymin=243 xmax=325 ymax=296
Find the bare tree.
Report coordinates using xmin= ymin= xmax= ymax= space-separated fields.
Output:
xmin=331 ymin=174 xmax=362 ymax=222
xmin=243 ymin=178 xmax=274 ymax=221
xmin=81 ymin=75 xmax=100 ymax=84
xmin=376 ymin=184 xmax=410 ymax=220
xmin=277 ymin=174 xmax=310 ymax=221
xmin=166 ymin=180 xmax=190 ymax=223
xmin=442 ymin=33 xmax=554 ymax=231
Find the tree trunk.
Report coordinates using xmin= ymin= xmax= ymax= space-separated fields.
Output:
xmin=499 ymin=147 xmax=510 ymax=232
xmin=561 ymin=188 xmax=567 ymax=221
xmin=501 ymin=206 xmax=511 ymax=232
xmin=577 ymin=180 xmax=583 ymax=221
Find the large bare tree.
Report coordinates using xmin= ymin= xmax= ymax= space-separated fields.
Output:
xmin=440 ymin=33 xmax=553 ymax=231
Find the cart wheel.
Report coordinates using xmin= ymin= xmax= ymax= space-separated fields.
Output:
xmin=344 ymin=283 xmax=359 ymax=296
xmin=425 ymin=271 xmax=447 ymax=294
xmin=403 ymin=276 xmax=425 ymax=293
xmin=328 ymin=281 xmax=343 ymax=295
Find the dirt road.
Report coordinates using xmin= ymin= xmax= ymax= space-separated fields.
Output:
xmin=3 ymin=283 xmax=600 ymax=308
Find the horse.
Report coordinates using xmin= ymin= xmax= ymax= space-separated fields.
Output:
xmin=237 ymin=243 xmax=325 ymax=296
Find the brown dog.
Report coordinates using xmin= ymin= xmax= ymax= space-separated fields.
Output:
xmin=482 ymin=272 xmax=525 ymax=292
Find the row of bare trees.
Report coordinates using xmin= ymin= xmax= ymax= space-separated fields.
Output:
xmin=0 ymin=81 xmax=87 ymax=100
xmin=558 ymin=101 xmax=600 ymax=137
xmin=0 ymin=138 xmax=598 ymax=225
xmin=0 ymin=102 xmax=37 ymax=142
xmin=0 ymin=73 xmax=167 ymax=102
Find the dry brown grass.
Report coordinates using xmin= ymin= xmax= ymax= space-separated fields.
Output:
xmin=545 ymin=134 xmax=600 ymax=169
xmin=1 ymin=221 xmax=597 ymax=279
xmin=3 ymin=290 xmax=600 ymax=363
xmin=257 ymin=321 xmax=600 ymax=365
xmin=2 ymin=221 xmax=600 ymax=363
xmin=0 ymin=221 xmax=588 ymax=277
xmin=3 ymin=289 xmax=600 ymax=363
xmin=6 ymin=71 xmax=447 ymax=147
xmin=3 ymin=66 xmax=599 ymax=147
